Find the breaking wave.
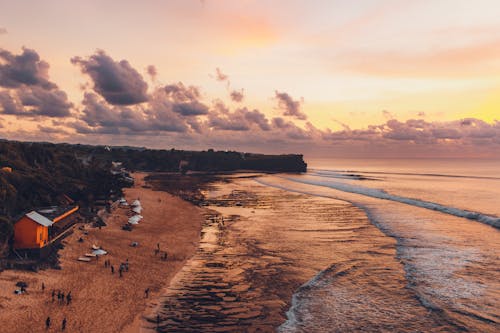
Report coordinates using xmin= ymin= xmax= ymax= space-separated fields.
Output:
xmin=278 ymin=175 xmax=500 ymax=229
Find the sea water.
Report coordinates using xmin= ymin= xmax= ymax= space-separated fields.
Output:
xmin=263 ymin=158 xmax=500 ymax=332
xmin=154 ymin=159 xmax=499 ymax=332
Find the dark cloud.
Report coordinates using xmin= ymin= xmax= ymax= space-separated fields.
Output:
xmin=0 ymin=47 xmax=72 ymax=117
xmin=0 ymin=47 xmax=55 ymax=89
xmin=230 ymin=89 xmax=244 ymax=102
xmin=382 ymin=119 xmax=427 ymax=141
xmin=77 ymin=90 xmax=192 ymax=134
xmin=163 ymin=82 xmax=201 ymax=103
xmin=208 ymin=102 xmax=249 ymax=131
xmin=243 ymin=108 xmax=270 ymax=131
xmin=0 ymin=91 xmax=18 ymax=114
xmin=274 ymin=91 xmax=307 ymax=120
xmin=271 ymin=117 xmax=311 ymax=140
xmin=272 ymin=117 xmax=289 ymax=129
xmin=172 ymin=102 xmax=209 ymax=116
xmin=15 ymin=86 xmax=72 ymax=117
xmin=161 ymin=82 xmax=208 ymax=116
xmin=71 ymin=50 xmax=148 ymax=105
xmin=80 ymin=92 xmax=121 ymax=127
xmin=431 ymin=127 xmax=462 ymax=139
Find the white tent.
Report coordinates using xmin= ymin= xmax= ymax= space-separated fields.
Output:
xmin=131 ymin=199 xmax=141 ymax=207
xmin=128 ymin=215 xmax=143 ymax=224
xmin=92 ymin=249 xmax=108 ymax=256
xmin=132 ymin=206 xmax=142 ymax=214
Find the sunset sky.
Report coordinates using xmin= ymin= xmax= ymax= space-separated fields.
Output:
xmin=1 ymin=0 xmax=499 ymax=158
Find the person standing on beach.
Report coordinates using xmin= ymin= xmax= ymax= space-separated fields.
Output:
xmin=45 ymin=316 xmax=51 ymax=329
xmin=62 ymin=317 xmax=67 ymax=331
xmin=144 ymin=288 xmax=150 ymax=298
xmin=51 ymin=290 xmax=55 ymax=302
xmin=111 ymin=265 xmax=114 ymax=274
xmin=41 ymin=282 xmax=45 ymax=291
xmin=67 ymin=291 xmax=72 ymax=305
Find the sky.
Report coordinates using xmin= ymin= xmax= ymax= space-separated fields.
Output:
xmin=0 ymin=0 xmax=499 ymax=158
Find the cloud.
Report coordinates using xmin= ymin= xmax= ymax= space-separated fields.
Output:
xmin=243 ymin=108 xmax=270 ymax=131
xmin=230 ymin=89 xmax=244 ymax=102
xmin=163 ymin=82 xmax=201 ymax=103
xmin=208 ymin=101 xmax=249 ymax=131
xmin=146 ymin=65 xmax=157 ymax=81
xmin=1 ymin=47 xmax=497 ymax=158
xmin=274 ymin=91 xmax=307 ymax=120
xmin=71 ymin=50 xmax=148 ymax=105
xmin=14 ymin=86 xmax=72 ymax=117
xmin=161 ymin=82 xmax=208 ymax=116
xmin=0 ymin=28 xmax=7 ymax=35
xmin=0 ymin=47 xmax=56 ymax=89
xmin=78 ymin=92 xmax=189 ymax=134
xmin=0 ymin=48 xmax=72 ymax=117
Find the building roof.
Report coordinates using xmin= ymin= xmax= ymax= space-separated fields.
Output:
xmin=25 ymin=211 xmax=54 ymax=227
xmin=36 ymin=205 xmax=77 ymax=221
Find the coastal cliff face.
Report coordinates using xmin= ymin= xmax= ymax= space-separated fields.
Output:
xmin=97 ymin=147 xmax=307 ymax=173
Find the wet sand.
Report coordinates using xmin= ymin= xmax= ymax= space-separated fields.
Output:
xmin=0 ymin=173 xmax=204 ymax=333
xmin=151 ymin=176 xmax=449 ymax=332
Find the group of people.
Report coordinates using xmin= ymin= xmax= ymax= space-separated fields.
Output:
xmin=104 ymin=257 xmax=130 ymax=278
xmin=41 ymin=282 xmax=70 ymax=330
xmin=51 ymin=289 xmax=72 ymax=305
xmin=45 ymin=316 xmax=66 ymax=331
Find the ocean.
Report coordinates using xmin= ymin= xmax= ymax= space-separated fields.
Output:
xmin=155 ymin=158 xmax=500 ymax=332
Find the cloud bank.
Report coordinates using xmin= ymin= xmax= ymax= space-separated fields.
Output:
xmin=0 ymin=47 xmax=499 ymax=158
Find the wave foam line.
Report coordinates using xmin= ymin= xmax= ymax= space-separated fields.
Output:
xmin=260 ymin=176 xmax=500 ymax=229
xmin=310 ymin=168 xmax=500 ymax=181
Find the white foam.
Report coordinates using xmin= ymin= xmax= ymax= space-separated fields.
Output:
xmin=278 ymin=176 xmax=500 ymax=229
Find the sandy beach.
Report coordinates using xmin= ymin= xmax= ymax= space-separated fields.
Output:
xmin=0 ymin=173 xmax=204 ymax=333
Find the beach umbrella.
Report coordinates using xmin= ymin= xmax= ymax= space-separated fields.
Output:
xmin=92 ymin=249 xmax=107 ymax=256
xmin=131 ymin=199 xmax=141 ymax=207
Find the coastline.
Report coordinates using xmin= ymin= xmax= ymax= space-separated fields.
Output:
xmin=0 ymin=172 xmax=204 ymax=333
xmin=144 ymin=174 xmax=451 ymax=332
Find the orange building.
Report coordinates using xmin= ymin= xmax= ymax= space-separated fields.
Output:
xmin=14 ymin=206 xmax=79 ymax=250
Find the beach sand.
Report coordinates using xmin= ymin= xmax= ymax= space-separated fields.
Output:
xmin=0 ymin=173 xmax=203 ymax=333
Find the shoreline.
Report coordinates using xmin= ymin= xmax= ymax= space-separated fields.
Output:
xmin=0 ymin=172 xmax=204 ymax=333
